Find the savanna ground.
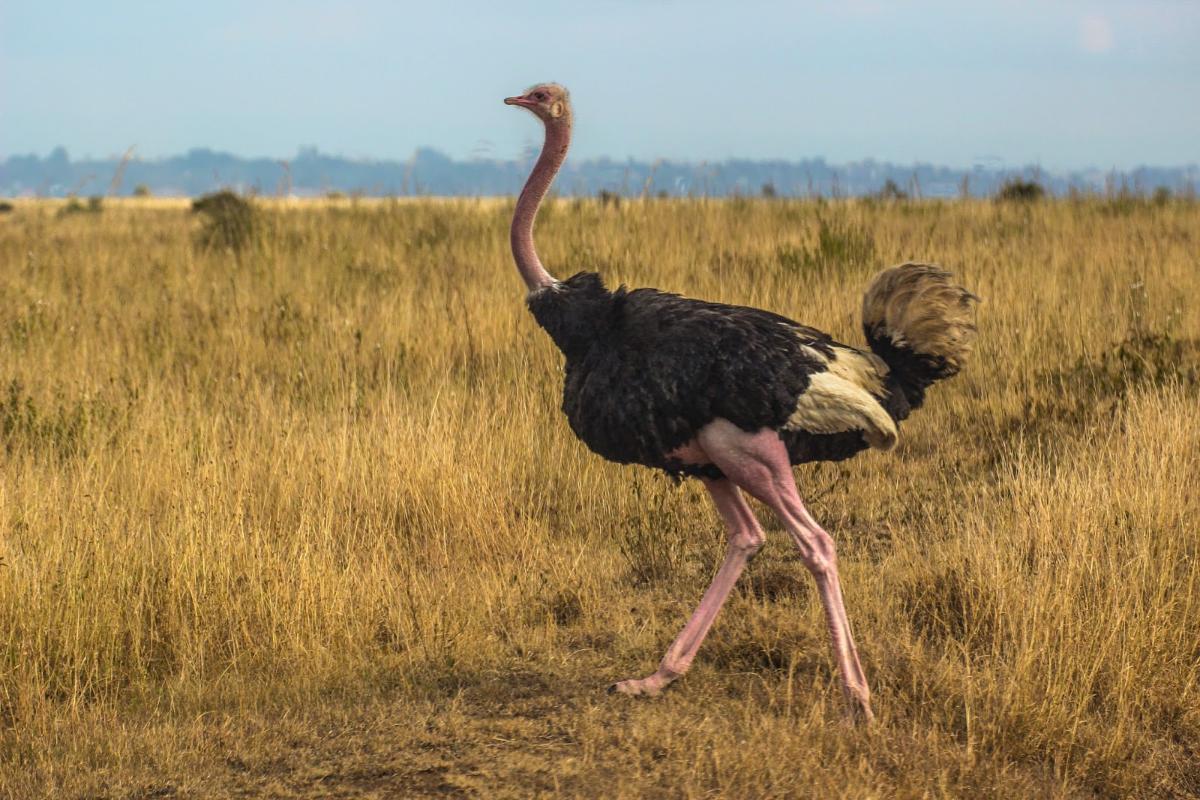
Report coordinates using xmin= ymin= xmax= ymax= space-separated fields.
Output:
xmin=1 ymin=195 xmax=1198 ymax=798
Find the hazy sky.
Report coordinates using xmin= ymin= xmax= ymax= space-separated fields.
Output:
xmin=2 ymin=1 xmax=1197 ymax=169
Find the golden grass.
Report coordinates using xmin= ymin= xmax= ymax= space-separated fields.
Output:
xmin=1 ymin=197 xmax=1197 ymax=798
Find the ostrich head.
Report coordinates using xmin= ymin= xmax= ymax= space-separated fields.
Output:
xmin=504 ymin=83 xmax=571 ymax=126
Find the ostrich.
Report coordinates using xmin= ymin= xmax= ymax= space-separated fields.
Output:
xmin=504 ymin=84 xmax=977 ymax=721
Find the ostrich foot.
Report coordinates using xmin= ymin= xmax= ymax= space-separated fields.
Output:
xmin=607 ymin=669 xmax=679 ymax=697
xmin=846 ymin=690 xmax=876 ymax=725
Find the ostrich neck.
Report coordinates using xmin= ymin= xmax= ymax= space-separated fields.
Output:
xmin=511 ymin=120 xmax=570 ymax=291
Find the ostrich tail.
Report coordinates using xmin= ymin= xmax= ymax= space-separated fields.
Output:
xmin=861 ymin=262 xmax=978 ymax=412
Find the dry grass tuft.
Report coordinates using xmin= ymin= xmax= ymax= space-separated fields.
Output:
xmin=1 ymin=197 xmax=1197 ymax=798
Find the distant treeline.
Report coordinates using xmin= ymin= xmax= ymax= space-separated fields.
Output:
xmin=2 ymin=146 xmax=1197 ymax=199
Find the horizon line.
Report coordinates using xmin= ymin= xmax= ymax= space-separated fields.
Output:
xmin=5 ymin=146 xmax=1198 ymax=176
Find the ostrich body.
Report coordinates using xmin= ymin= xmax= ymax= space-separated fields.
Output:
xmin=505 ymin=84 xmax=977 ymax=721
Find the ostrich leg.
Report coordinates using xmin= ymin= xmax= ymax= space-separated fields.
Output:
xmin=610 ymin=478 xmax=765 ymax=697
xmin=696 ymin=420 xmax=874 ymax=722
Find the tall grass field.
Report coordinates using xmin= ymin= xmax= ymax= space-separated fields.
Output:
xmin=1 ymin=196 xmax=1198 ymax=797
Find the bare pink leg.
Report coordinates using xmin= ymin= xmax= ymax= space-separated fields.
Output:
xmin=695 ymin=420 xmax=875 ymax=722
xmin=610 ymin=477 xmax=765 ymax=697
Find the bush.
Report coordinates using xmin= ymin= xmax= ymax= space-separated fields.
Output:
xmin=0 ymin=201 xmax=14 ymax=214
xmin=996 ymin=179 xmax=1045 ymax=203
xmin=876 ymin=179 xmax=908 ymax=201
xmin=597 ymin=189 xmax=621 ymax=208
xmin=776 ymin=217 xmax=876 ymax=275
xmin=132 ymin=184 xmax=152 ymax=197
xmin=192 ymin=190 xmax=257 ymax=252
xmin=57 ymin=195 xmax=103 ymax=217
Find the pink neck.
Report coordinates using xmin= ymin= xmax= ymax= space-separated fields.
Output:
xmin=511 ymin=120 xmax=570 ymax=291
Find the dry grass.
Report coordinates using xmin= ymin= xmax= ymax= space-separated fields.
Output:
xmin=1 ymin=196 xmax=1198 ymax=798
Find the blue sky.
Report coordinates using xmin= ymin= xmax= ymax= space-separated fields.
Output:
xmin=2 ymin=1 xmax=1197 ymax=169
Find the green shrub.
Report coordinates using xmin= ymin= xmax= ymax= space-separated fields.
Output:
xmin=192 ymin=190 xmax=257 ymax=252
xmin=776 ymin=217 xmax=876 ymax=275
xmin=876 ymin=178 xmax=908 ymax=200
xmin=996 ymin=179 xmax=1045 ymax=203
xmin=597 ymin=189 xmax=621 ymax=208
xmin=57 ymin=195 xmax=103 ymax=217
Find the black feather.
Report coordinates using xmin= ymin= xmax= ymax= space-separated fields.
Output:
xmin=779 ymin=429 xmax=871 ymax=465
xmin=528 ymin=272 xmax=873 ymax=476
xmin=863 ymin=323 xmax=955 ymax=415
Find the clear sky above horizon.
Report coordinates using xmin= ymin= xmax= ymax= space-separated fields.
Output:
xmin=2 ymin=1 xmax=1197 ymax=170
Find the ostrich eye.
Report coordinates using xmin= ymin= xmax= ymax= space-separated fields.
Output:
xmin=534 ymin=91 xmax=547 ymax=101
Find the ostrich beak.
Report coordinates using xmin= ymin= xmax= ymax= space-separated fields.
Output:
xmin=504 ymin=95 xmax=536 ymax=108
